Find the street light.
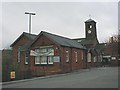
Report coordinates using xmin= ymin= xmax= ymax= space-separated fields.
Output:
xmin=25 ymin=12 xmax=36 ymax=78
xmin=25 ymin=12 xmax=36 ymax=34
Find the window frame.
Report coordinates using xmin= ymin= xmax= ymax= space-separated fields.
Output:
xmin=25 ymin=52 xmax=29 ymax=65
xmin=35 ymin=56 xmax=41 ymax=65
xmin=48 ymin=56 xmax=54 ymax=64
xmin=87 ymin=53 xmax=91 ymax=62
xmin=17 ymin=47 xmax=21 ymax=63
xmin=40 ymin=56 xmax=47 ymax=64
xmin=75 ymin=51 xmax=78 ymax=63
xmin=81 ymin=51 xmax=84 ymax=60
xmin=90 ymin=25 xmax=92 ymax=28
xmin=66 ymin=49 xmax=69 ymax=63
xmin=34 ymin=47 xmax=54 ymax=65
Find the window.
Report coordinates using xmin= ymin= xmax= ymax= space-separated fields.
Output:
xmin=17 ymin=47 xmax=21 ymax=62
xmin=35 ymin=56 xmax=40 ymax=64
xmin=81 ymin=51 xmax=83 ymax=60
xmin=75 ymin=51 xmax=78 ymax=63
xmin=48 ymin=56 xmax=53 ymax=64
xmin=35 ymin=49 xmax=40 ymax=64
xmin=94 ymin=56 xmax=97 ymax=62
xmin=66 ymin=50 xmax=69 ymax=63
xmin=25 ymin=52 xmax=29 ymax=64
xmin=41 ymin=56 xmax=47 ymax=64
xmin=34 ymin=46 xmax=54 ymax=65
xmin=87 ymin=53 xmax=91 ymax=62
xmin=90 ymin=25 xmax=92 ymax=28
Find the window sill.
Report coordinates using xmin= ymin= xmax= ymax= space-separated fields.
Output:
xmin=34 ymin=64 xmax=54 ymax=66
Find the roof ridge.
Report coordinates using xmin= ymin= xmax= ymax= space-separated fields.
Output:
xmin=85 ymin=19 xmax=96 ymax=23
xmin=73 ymin=38 xmax=86 ymax=40
xmin=42 ymin=31 xmax=73 ymax=40
xmin=23 ymin=32 xmax=37 ymax=36
xmin=40 ymin=31 xmax=85 ymax=49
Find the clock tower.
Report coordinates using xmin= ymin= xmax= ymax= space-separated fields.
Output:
xmin=85 ymin=19 xmax=97 ymax=39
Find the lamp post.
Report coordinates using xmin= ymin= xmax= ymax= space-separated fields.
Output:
xmin=25 ymin=12 xmax=36 ymax=34
xmin=25 ymin=12 xmax=35 ymax=78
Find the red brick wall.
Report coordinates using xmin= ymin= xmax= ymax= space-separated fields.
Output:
xmin=71 ymin=48 xmax=84 ymax=70
xmin=12 ymin=35 xmax=30 ymax=64
xmin=12 ymin=35 xmax=30 ymax=79
xmin=30 ymin=35 xmax=84 ymax=76
xmin=12 ymin=34 xmax=85 ymax=79
xmin=60 ymin=47 xmax=71 ymax=72
xmin=60 ymin=47 xmax=84 ymax=73
xmin=30 ymin=35 xmax=62 ymax=76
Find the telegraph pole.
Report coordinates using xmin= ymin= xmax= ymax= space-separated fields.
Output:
xmin=25 ymin=12 xmax=36 ymax=34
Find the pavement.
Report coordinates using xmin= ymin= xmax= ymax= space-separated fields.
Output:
xmin=2 ymin=68 xmax=90 ymax=85
xmin=2 ymin=66 xmax=119 ymax=88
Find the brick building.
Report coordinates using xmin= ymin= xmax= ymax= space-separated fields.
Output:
xmin=74 ymin=19 xmax=102 ymax=68
xmin=101 ymin=37 xmax=119 ymax=66
xmin=10 ymin=31 xmax=86 ymax=79
xmin=10 ymin=18 xmax=118 ymax=80
xmin=2 ymin=49 xmax=12 ymax=81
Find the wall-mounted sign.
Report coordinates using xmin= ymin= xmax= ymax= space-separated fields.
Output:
xmin=53 ymin=56 xmax=60 ymax=62
xmin=30 ymin=49 xmax=54 ymax=56
xmin=10 ymin=71 xmax=15 ymax=80
xmin=111 ymin=57 xmax=116 ymax=60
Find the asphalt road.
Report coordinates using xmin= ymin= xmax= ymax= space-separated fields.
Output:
xmin=2 ymin=67 xmax=118 ymax=88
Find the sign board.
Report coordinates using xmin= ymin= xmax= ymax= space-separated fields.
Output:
xmin=10 ymin=71 xmax=15 ymax=79
xmin=111 ymin=57 xmax=116 ymax=60
xmin=53 ymin=56 xmax=60 ymax=62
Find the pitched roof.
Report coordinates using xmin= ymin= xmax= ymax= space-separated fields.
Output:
xmin=10 ymin=32 xmax=37 ymax=47
xmin=23 ymin=32 xmax=37 ymax=40
xmin=73 ymin=38 xmax=98 ymax=45
xmin=95 ymin=43 xmax=107 ymax=53
xmin=31 ymin=31 xmax=85 ymax=49
xmin=85 ymin=19 xmax=96 ymax=23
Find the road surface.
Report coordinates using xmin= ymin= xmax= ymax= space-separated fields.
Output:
xmin=2 ymin=67 xmax=118 ymax=88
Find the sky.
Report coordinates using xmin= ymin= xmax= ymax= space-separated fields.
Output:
xmin=1 ymin=0 xmax=119 ymax=49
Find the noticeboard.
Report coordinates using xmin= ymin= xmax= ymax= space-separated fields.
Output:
xmin=53 ymin=56 xmax=60 ymax=62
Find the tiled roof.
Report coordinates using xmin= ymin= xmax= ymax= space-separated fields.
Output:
xmin=73 ymin=38 xmax=97 ymax=45
xmin=23 ymin=32 xmax=37 ymax=40
xmin=31 ymin=31 xmax=86 ymax=49
xmin=19 ymin=32 xmax=37 ymax=51
xmin=11 ymin=31 xmax=86 ymax=50
xmin=10 ymin=32 xmax=37 ymax=47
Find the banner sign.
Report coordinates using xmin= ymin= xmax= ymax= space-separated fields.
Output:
xmin=30 ymin=50 xmax=39 ymax=56
xmin=30 ymin=50 xmax=54 ymax=56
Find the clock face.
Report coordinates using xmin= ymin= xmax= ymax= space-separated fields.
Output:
xmin=88 ymin=30 xmax=91 ymax=34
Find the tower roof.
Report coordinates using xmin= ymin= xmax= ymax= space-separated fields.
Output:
xmin=85 ymin=19 xmax=96 ymax=23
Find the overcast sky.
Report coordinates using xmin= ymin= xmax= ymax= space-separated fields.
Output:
xmin=1 ymin=1 xmax=119 ymax=49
